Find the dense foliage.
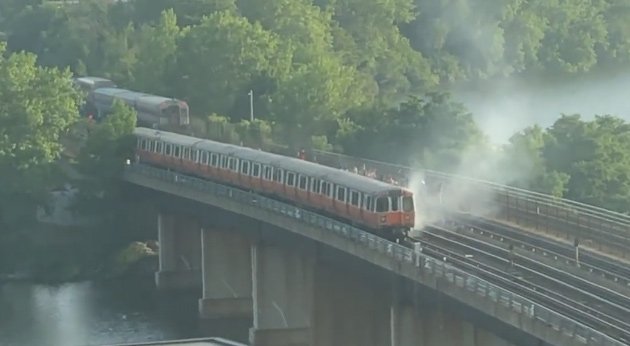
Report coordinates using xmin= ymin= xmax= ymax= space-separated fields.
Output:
xmin=0 ymin=0 xmax=630 ymax=218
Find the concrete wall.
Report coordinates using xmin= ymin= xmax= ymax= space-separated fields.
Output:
xmin=155 ymin=212 xmax=202 ymax=291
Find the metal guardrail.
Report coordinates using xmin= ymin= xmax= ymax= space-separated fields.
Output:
xmin=301 ymin=149 xmax=630 ymax=250
xmin=124 ymin=163 xmax=627 ymax=346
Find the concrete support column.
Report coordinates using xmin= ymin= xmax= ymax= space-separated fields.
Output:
xmin=390 ymin=303 xmax=423 ymax=346
xmin=249 ymin=241 xmax=315 ymax=346
xmin=313 ymin=264 xmax=391 ymax=346
xmin=155 ymin=212 xmax=202 ymax=291
xmin=198 ymin=228 xmax=253 ymax=319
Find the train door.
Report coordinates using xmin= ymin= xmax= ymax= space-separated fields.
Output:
xmin=285 ymin=171 xmax=297 ymax=202
xmin=333 ymin=186 xmax=348 ymax=217
xmin=239 ymin=160 xmax=251 ymax=189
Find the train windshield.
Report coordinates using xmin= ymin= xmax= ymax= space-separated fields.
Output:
xmin=376 ymin=197 xmax=389 ymax=212
xmin=402 ymin=196 xmax=414 ymax=212
xmin=162 ymin=105 xmax=179 ymax=118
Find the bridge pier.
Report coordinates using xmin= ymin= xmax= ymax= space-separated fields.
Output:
xmin=249 ymin=240 xmax=315 ymax=346
xmin=198 ymin=228 xmax=253 ymax=319
xmin=155 ymin=213 xmax=202 ymax=291
xmin=313 ymin=264 xmax=390 ymax=346
xmin=389 ymin=286 xmax=517 ymax=346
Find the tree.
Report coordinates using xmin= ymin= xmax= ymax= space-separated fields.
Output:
xmin=75 ymin=99 xmax=137 ymax=221
xmin=173 ymin=11 xmax=292 ymax=117
xmin=501 ymin=125 xmax=569 ymax=197
xmin=338 ymin=92 xmax=484 ymax=170
xmin=131 ymin=9 xmax=183 ymax=96
xmin=0 ymin=42 xmax=81 ymax=229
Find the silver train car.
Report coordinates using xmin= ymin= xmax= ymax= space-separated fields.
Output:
xmin=74 ymin=76 xmax=190 ymax=130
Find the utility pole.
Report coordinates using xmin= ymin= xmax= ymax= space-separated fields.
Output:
xmin=248 ymin=90 xmax=254 ymax=122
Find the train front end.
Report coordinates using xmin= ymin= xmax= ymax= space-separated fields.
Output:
xmin=375 ymin=188 xmax=415 ymax=240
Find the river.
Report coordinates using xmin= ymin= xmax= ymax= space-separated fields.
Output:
xmin=0 ymin=280 xmax=243 ymax=346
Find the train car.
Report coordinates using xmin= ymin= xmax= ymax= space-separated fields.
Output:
xmin=74 ymin=77 xmax=118 ymax=117
xmin=133 ymin=127 xmax=415 ymax=240
xmin=92 ymin=88 xmax=190 ymax=129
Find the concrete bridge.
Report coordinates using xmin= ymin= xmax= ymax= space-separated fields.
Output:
xmin=122 ymin=163 xmax=625 ymax=346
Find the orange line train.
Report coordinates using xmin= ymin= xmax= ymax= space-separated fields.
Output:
xmin=134 ymin=127 xmax=416 ymax=241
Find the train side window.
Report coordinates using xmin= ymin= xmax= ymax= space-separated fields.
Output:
xmin=149 ymin=140 xmax=155 ymax=152
xmin=165 ymin=144 xmax=172 ymax=156
xmin=211 ymin=153 xmax=218 ymax=167
xmin=391 ymin=196 xmax=399 ymax=211
xmin=229 ymin=157 xmax=238 ymax=171
xmin=322 ymin=181 xmax=332 ymax=197
xmin=263 ymin=166 xmax=272 ymax=180
xmin=336 ymin=186 xmax=346 ymax=202
xmin=252 ymin=163 xmax=261 ymax=177
xmin=350 ymin=191 xmax=360 ymax=207
xmin=202 ymin=151 xmax=209 ymax=164
xmin=137 ymin=138 xmax=142 ymax=149
xmin=298 ymin=175 xmax=308 ymax=190
xmin=365 ymin=196 xmax=373 ymax=211
xmin=286 ymin=172 xmax=295 ymax=186
xmin=241 ymin=160 xmax=250 ymax=175
xmin=156 ymin=141 xmax=163 ymax=153
xmin=140 ymin=139 xmax=147 ymax=150
xmin=376 ymin=197 xmax=389 ymax=212
xmin=273 ymin=168 xmax=283 ymax=182
xmin=183 ymin=147 xmax=190 ymax=160
xmin=221 ymin=155 xmax=228 ymax=168
xmin=192 ymin=150 xmax=199 ymax=162
xmin=311 ymin=178 xmax=319 ymax=193
xmin=174 ymin=146 xmax=181 ymax=158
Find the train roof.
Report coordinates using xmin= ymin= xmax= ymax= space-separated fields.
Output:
xmin=75 ymin=76 xmax=114 ymax=84
xmin=133 ymin=128 xmax=406 ymax=195
xmin=95 ymin=87 xmax=184 ymax=106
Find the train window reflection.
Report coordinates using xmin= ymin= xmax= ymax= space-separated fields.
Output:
xmin=365 ymin=196 xmax=373 ymax=211
xmin=286 ymin=172 xmax=295 ymax=186
xmin=336 ymin=187 xmax=346 ymax=202
xmin=298 ymin=176 xmax=307 ymax=190
xmin=241 ymin=161 xmax=250 ymax=174
xmin=351 ymin=191 xmax=359 ymax=206
xmin=402 ymin=196 xmax=414 ymax=212
xmin=252 ymin=163 xmax=261 ymax=177
xmin=391 ymin=196 xmax=399 ymax=211
xmin=376 ymin=197 xmax=389 ymax=212
xmin=264 ymin=166 xmax=272 ymax=180
xmin=273 ymin=168 xmax=283 ymax=182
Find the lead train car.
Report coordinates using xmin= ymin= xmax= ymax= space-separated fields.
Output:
xmin=134 ymin=127 xmax=415 ymax=240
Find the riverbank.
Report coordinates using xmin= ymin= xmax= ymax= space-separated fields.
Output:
xmin=0 ymin=223 xmax=158 ymax=284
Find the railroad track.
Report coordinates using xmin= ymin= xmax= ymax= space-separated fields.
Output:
xmin=446 ymin=215 xmax=630 ymax=288
xmin=413 ymin=227 xmax=630 ymax=344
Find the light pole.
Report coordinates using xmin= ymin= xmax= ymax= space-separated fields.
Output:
xmin=248 ymin=90 xmax=254 ymax=122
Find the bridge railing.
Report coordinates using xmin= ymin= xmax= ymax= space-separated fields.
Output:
xmin=125 ymin=163 xmax=626 ymax=346
xmin=296 ymin=148 xmax=630 ymax=251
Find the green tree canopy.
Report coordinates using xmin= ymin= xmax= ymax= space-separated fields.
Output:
xmin=0 ymin=42 xmax=81 ymax=228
